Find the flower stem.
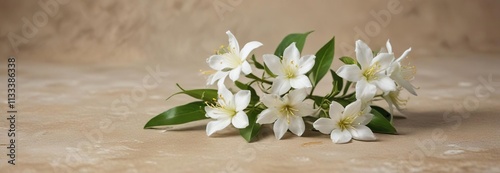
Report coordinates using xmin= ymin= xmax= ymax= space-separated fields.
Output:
xmin=246 ymin=73 xmax=272 ymax=85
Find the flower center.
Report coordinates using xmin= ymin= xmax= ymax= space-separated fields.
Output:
xmin=215 ymin=45 xmax=242 ymax=70
xmin=389 ymin=88 xmax=408 ymax=107
xmin=206 ymin=95 xmax=236 ymax=117
xmin=283 ymin=60 xmax=298 ymax=79
xmin=215 ymin=45 xmax=231 ymax=55
xmin=279 ymin=104 xmax=298 ymax=124
xmin=337 ymin=111 xmax=363 ymax=131
xmin=363 ymin=63 xmax=381 ymax=81
xmin=337 ymin=118 xmax=352 ymax=131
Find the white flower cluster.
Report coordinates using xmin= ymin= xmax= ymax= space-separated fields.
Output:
xmin=202 ymin=31 xmax=417 ymax=144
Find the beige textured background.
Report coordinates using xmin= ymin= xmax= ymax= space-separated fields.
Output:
xmin=1 ymin=0 xmax=499 ymax=65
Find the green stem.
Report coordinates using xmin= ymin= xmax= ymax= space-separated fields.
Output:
xmin=246 ymin=73 xmax=272 ymax=85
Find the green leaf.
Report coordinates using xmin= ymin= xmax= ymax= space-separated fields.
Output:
xmin=367 ymin=107 xmax=397 ymax=134
xmin=274 ymin=31 xmax=313 ymax=57
xmin=167 ymin=84 xmax=217 ymax=102
xmin=339 ymin=56 xmax=356 ymax=65
xmin=328 ymin=69 xmax=343 ymax=97
xmin=251 ymin=54 xmax=264 ymax=69
xmin=342 ymin=81 xmax=352 ymax=96
xmin=144 ymin=101 xmax=208 ymax=129
xmin=310 ymin=95 xmax=324 ymax=107
xmin=239 ymin=109 xmax=262 ymax=142
xmin=309 ymin=37 xmax=335 ymax=86
xmin=371 ymin=105 xmax=391 ymax=121
xmin=234 ymin=81 xmax=260 ymax=105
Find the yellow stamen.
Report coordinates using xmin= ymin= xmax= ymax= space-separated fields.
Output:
xmin=284 ymin=60 xmax=298 ymax=79
xmin=200 ymin=69 xmax=216 ymax=75
xmin=280 ymin=105 xmax=298 ymax=124
xmin=215 ymin=45 xmax=231 ymax=55
xmin=363 ymin=63 xmax=381 ymax=81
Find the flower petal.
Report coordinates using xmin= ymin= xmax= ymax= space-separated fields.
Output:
xmin=372 ymin=53 xmax=394 ymax=71
xmin=228 ymin=66 xmax=242 ymax=81
xmin=328 ymin=101 xmax=344 ymax=120
xmin=217 ymin=84 xmax=234 ymax=107
xmin=393 ymin=74 xmax=417 ymax=96
xmin=294 ymin=102 xmax=314 ymax=117
xmin=374 ymin=76 xmax=396 ymax=93
xmin=353 ymin=112 xmax=374 ymax=126
xmin=256 ymin=109 xmax=278 ymax=124
xmin=287 ymin=88 xmax=308 ymax=105
xmin=396 ymin=47 xmax=412 ymax=63
xmin=355 ymin=40 xmax=373 ymax=69
xmin=298 ymin=55 xmax=316 ymax=74
xmin=331 ymin=129 xmax=352 ymax=144
xmin=289 ymin=75 xmax=312 ymax=89
xmin=386 ymin=39 xmax=392 ymax=53
xmin=337 ymin=65 xmax=362 ymax=82
xmin=383 ymin=94 xmax=395 ymax=115
xmin=226 ymin=30 xmax=239 ymax=53
xmin=207 ymin=71 xmax=228 ymax=85
xmin=355 ymin=79 xmax=377 ymax=101
xmin=241 ymin=61 xmax=252 ymax=75
xmin=263 ymin=54 xmax=284 ymax=76
xmin=234 ymin=90 xmax=251 ymax=111
xmin=283 ymin=42 xmax=300 ymax=63
xmin=313 ymin=118 xmax=335 ymax=134
xmin=348 ymin=125 xmax=376 ymax=141
xmin=207 ymin=55 xmax=229 ymax=71
xmin=239 ymin=41 xmax=263 ymax=60
xmin=352 ymin=105 xmax=373 ymax=125
xmin=271 ymin=77 xmax=291 ymax=95
xmin=343 ymin=100 xmax=362 ymax=119
xmin=206 ymin=118 xmax=231 ymax=136
xmin=288 ymin=116 xmax=305 ymax=136
xmin=273 ymin=118 xmax=289 ymax=140
xmin=232 ymin=111 xmax=249 ymax=129
xmin=205 ymin=106 xmax=229 ymax=119
xmin=261 ymin=94 xmax=279 ymax=108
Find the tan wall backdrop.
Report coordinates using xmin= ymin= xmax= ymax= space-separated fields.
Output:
xmin=1 ymin=0 xmax=499 ymax=65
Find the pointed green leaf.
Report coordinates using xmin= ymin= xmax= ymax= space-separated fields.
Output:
xmin=371 ymin=105 xmax=391 ymax=121
xmin=328 ymin=69 xmax=343 ymax=97
xmin=309 ymin=37 xmax=335 ymax=86
xmin=251 ymin=54 xmax=264 ymax=69
xmin=342 ymin=81 xmax=352 ymax=96
xmin=367 ymin=107 xmax=397 ymax=134
xmin=339 ymin=56 xmax=356 ymax=65
xmin=239 ymin=108 xmax=261 ymax=142
xmin=274 ymin=31 xmax=313 ymax=57
xmin=167 ymin=84 xmax=218 ymax=102
xmin=144 ymin=101 xmax=208 ymax=129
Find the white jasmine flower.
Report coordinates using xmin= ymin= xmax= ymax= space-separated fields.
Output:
xmin=256 ymin=89 xmax=314 ymax=139
xmin=263 ymin=43 xmax=316 ymax=95
xmin=384 ymin=40 xmax=417 ymax=96
xmin=383 ymin=87 xmax=409 ymax=119
xmin=337 ymin=40 xmax=396 ymax=101
xmin=207 ymin=31 xmax=263 ymax=85
xmin=205 ymin=84 xmax=250 ymax=136
xmin=313 ymin=100 xmax=376 ymax=144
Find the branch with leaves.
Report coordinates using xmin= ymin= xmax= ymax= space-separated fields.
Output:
xmin=144 ymin=30 xmax=417 ymax=144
